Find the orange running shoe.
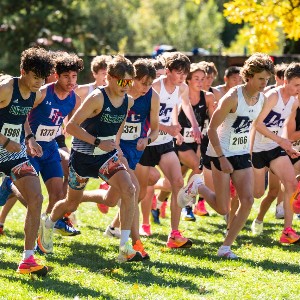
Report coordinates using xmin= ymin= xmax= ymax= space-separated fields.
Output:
xmin=291 ymin=182 xmax=300 ymax=214
xmin=194 ymin=199 xmax=209 ymax=216
xmin=97 ymin=182 xmax=110 ymax=214
xmin=279 ymin=227 xmax=300 ymax=244
xmin=118 ymin=241 xmax=143 ymax=262
xmin=133 ymin=240 xmax=150 ymax=260
xmin=166 ymin=230 xmax=192 ymax=248
xmin=17 ymin=255 xmax=48 ymax=276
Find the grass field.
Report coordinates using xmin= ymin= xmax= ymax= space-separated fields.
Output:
xmin=1 ymin=178 xmax=300 ymax=300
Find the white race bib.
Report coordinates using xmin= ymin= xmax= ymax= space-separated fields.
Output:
xmin=121 ymin=122 xmax=141 ymax=140
xmin=93 ymin=135 xmax=116 ymax=155
xmin=261 ymin=127 xmax=280 ymax=143
xmin=35 ymin=124 xmax=59 ymax=142
xmin=1 ymin=123 xmax=22 ymax=143
xmin=229 ymin=132 xmax=249 ymax=152
xmin=158 ymin=130 xmax=168 ymax=140
xmin=183 ymin=127 xmax=200 ymax=143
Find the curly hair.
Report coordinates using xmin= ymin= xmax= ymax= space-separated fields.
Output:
xmin=240 ymin=53 xmax=274 ymax=82
xmin=91 ymin=55 xmax=112 ymax=74
xmin=107 ymin=55 xmax=135 ymax=79
xmin=55 ymin=52 xmax=84 ymax=76
xmin=20 ymin=47 xmax=55 ymax=79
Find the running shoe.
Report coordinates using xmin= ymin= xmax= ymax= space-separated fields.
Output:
xmin=97 ymin=182 xmax=110 ymax=214
xmin=118 ymin=240 xmax=143 ymax=262
xmin=194 ymin=199 xmax=209 ymax=216
xmin=68 ymin=212 xmax=78 ymax=226
xmin=0 ymin=224 xmax=4 ymax=235
xmin=160 ymin=200 xmax=168 ymax=218
xmin=37 ymin=213 xmax=53 ymax=254
xmin=151 ymin=209 xmax=160 ymax=224
xmin=54 ymin=217 xmax=81 ymax=236
xmin=275 ymin=202 xmax=284 ymax=219
xmin=217 ymin=247 xmax=238 ymax=259
xmin=182 ymin=206 xmax=196 ymax=221
xmin=251 ymin=219 xmax=263 ymax=235
xmin=139 ymin=224 xmax=152 ymax=236
xmin=177 ymin=175 xmax=203 ymax=208
xmin=133 ymin=240 xmax=150 ymax=260
xmin=279 ymin=227 xmax=300 ymax=244
xmin=0 ymin=177 xmax=13 ymax=206
xmin=166 ymin=230 xmax=192 ymax=248
xmin=17 ymin=255 xmax=48 ymax=276
xmin=291 ymin=182 xmax=300 ymax=214
xmin=103 ymin=225 xmax=121 ymax=238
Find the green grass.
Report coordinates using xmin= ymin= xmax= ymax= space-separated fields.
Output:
xmin=1 ymin=178 xmax=300 ymax=300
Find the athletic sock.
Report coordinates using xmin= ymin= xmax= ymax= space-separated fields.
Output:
xmin=120 ymin=230 xmax=130 ymax=247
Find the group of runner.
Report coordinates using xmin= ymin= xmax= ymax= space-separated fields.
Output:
xmin=0 ymin=47 xmax=300 ymax=277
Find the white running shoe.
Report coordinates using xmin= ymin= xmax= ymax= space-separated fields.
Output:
xmin=103 ymin=225 xmax=121 ymax=238
xmin=217 ymin=247 xmax=238 ymax=259
xmin=37 ymin=213 xmax=54 ymax=254
xmin=177 ymin=175 xmax=203 ymax=208
xmin=251 ymin=219 xmax=263 ymax=235
xmin=275 ymin=202 xmax=284 ymax=219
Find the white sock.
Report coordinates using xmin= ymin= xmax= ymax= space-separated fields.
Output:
xmin=219 ymin=245 xmax=230 ymax=253
xmin=120 ymin=230 xmax=131 ymax=247
xmin=156 ymin=200 xmax=163 ymax=209
xmin=23 ymin=250 xmax=34 ymax=259
xmin=45 ymin=216 xmax=56 ymax=229
xmin=255 ymin=219 xmax=263 ymax=224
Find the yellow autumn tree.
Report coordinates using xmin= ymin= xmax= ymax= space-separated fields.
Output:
xmin=223 ymin=0 xmax=300 ymax=53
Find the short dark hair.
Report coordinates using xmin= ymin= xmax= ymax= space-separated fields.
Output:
xmin=20 ymin=47 xmax=55 ymax=79
xmin=55 ymin=52 xmax=84 ymax=75
xmin=240 ymin=53 xmax=274 ymax=82
xmin=284 ymin=62 xmax=300 ymax=81
xmin=91 ymin=55 xmax=112 ymax=74
xmin=225 ymin=66 xmax=241 ymax=78
xmin=198 ymin=61 xmax=218 ymax=77
xmin=134 ymin=58 xmax=156 ymax=81
xmin=107 ymin=55 xmax=135 ymax=78
xmin=275 ymin=63 xmax=288 ymax=79
xmin=165 ymin=52 xmax=190 ymax=75
xmin=152 ymin=55 xmax=166 ymax=71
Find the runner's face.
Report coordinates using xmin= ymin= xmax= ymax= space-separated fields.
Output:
xmin=109 ymin=72 xmax=133 ymax=96
xmin=226 ymin=73 xmax=243 ymax=88
xmin=167 ymin=69 xmax=187 ymax=85
xmin=132 ymin=75 xmax=153 ymax=96
xmin=248 ymin=71 xmax=271 ymax=92
xmin=204 ymin=73 xmax=215 ymax=88
xmin=156 ymin=68 xmax=166 ymax=78
xmin=187 ymin=70 xmax=205 ymax=92
xmin=93 ymin=68 xmax=107 ymax=86
xmin=22 ymin=70 xmax=45 ymax=92
xmin=285 ymin=77 xmax=300 ymax=97
xmin=57 ymin=71 xmax=78 ymax=92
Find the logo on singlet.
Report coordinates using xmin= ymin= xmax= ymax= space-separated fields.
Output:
xmin=159 ymin=103 xmax=173 ymax=123
xmin=231 ymin=116 xmax=251 ymax=134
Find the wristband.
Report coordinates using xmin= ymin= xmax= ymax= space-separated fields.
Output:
xmin=218 ymin=154 xmax=225 ymax=159
xmin=147 ymin=137 xmax=152 ymax=145
xmin=25 ymin=133 xmax=35 ymax=141
xmin=94 ymin=138 xmax=101 ymax=147
xmin=2 ymin=137 xmax=10 ymax=149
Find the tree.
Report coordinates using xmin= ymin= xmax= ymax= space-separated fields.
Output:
xmin=223 ymin=0 xmax=300 ymax=54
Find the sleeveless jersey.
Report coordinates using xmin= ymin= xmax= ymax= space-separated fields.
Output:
xmin=72 ymin=87 xmax=128 ymax=155
xmin=28 ymin=83 xmax=76 ymax=149
xmin=149 ymin=78 xmax=180 ymax=146
xmin=253 ymin=87 xmax=296 ymax=152
xmin=0 ymin=78 xmax=35 ymax=163
xmin=206 ymin=85 xmax=264 ymax=157
xmin=178 ymin=90 xmax=207 ymax=143
xmin=120 ymin=88 xmax=152 ymax=147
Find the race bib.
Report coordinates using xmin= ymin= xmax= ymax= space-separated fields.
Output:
xmin=35 ymin=124 xmax=59 ymax=142
xmin=93 ymin=135 xmax=116 ymax=155
xmin=202 ymin=120 xmax=209 ymax=135
xmin=121 ymin=122 xmax=141 ymax=140
xmin=229 ymin=132 xmax=249 ymax=152
xmin=183 ymin=127 xmax=200 ymax=143
xmin=261 ymin=127 xmax=280 ymax=143
xmin=1 ymin=123 xmax=22 ymax=143
xmin=158 ymin=129 xmax=168 ymax=140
